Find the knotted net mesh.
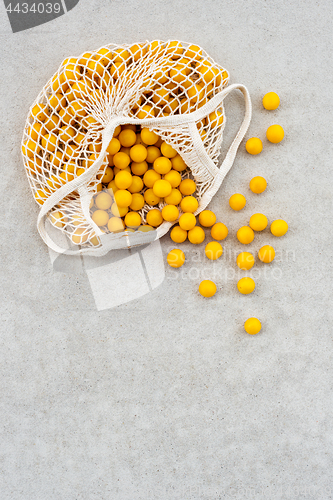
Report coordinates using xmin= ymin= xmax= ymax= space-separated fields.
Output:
xmin=22 ymin=40 xmax=230 ymax=252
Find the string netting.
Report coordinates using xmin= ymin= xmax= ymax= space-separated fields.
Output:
xmin=21 ymin=40 xmax=229 ymax=251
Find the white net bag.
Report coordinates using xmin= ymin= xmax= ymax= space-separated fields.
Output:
xmin=22 ymin=40 xmax=251 ymax=256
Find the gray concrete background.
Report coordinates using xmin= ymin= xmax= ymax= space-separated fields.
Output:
xmin=0 ymin=0 xmax=332 ymax=499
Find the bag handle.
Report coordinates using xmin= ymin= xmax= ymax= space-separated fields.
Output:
xmin=193 ymin=83 xmax=252 ymax=210
xmin=216 ymin=84 xmax=252 ymax=176
xmin=36 ymin=84 xmax=251 ymax=256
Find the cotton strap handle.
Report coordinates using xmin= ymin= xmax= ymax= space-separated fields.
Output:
xmin=37 ymin=83 xmax=251 ymax=256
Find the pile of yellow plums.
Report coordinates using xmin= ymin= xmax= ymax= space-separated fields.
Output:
xmin=88 ymin=124 xmax=201 ymax=234
xmin=23 ymin=40 xmax=229 ymax=245
xmin=23 ymin=40 xmax=228 ymax=214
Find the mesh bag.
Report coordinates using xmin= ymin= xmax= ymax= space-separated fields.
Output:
xmin=22 ymin=40 xmax=251 ymax=256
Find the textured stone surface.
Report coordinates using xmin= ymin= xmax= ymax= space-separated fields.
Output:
xmin=0 ymin=0 xmax=332 ymax=498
